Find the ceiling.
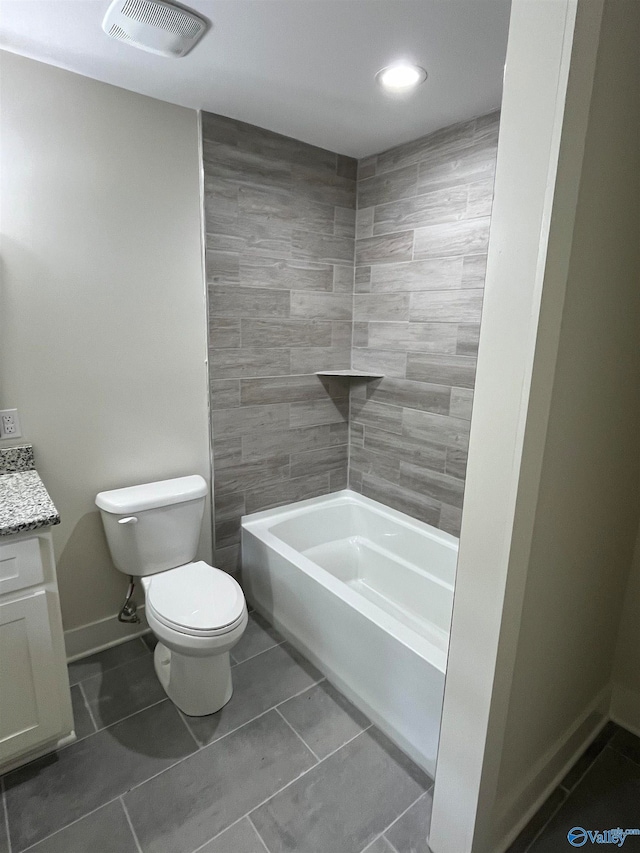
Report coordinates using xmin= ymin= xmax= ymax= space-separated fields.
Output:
xmin=0 ymin=0 xmax=512 ymax=158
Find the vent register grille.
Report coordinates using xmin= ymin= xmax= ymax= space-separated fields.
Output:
xmin=103 ymin=0 xmax=207 ymax=57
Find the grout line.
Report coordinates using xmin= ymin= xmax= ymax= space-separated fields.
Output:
xmin=177 ymin=710 xmax=203 ymax=750
xmin=231 ymin=639 xmax=286 ymax=667
xmin=519 ymin=789 xmax=570 ymax=853
xmin=77 ymin=681 xmax=99 ymax=733
xmin=383 ymin=837 xmax=401 ymax=853
xmin=92 ymin=697 xmax=168 ymax=736
xmin=68 ymin=649 xmax=149 ymax=690
xmin=19 ymin=796 xmax=123 ymax=852
xmin=274 ymin=707 xmax=320 ymax=763
xmin=1 ymin=778 xmax=12 ymax=853
xmin=606 ymin=739 xmax=640 ymax=769
xmin=247 ymin=815 xmax=273 ymax=853
xmin=120 ymin=796 xmax=144 ymax=853
xmin=376 ymin=786 xmax=432 ymax=843
xmin=138 ymin=635 xmax=153 ymax=653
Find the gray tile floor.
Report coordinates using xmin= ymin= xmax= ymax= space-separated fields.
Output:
xmin=1 ymin=613 xmax=434 ymax=853
xmin=507 ymin=722 xmax=640 ymax=852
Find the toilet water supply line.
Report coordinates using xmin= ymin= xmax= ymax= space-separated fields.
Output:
xmin=118 ymin=576 xmax=140 ymax=624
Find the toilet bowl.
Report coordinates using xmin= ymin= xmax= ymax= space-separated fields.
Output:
xmin=95 ymin=475 xmax=248 ymax=716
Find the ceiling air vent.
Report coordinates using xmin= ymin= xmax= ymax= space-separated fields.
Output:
xmin=102 ymin=0 xmax=208 ymax=57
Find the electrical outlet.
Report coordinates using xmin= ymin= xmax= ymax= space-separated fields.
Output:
xmin=0 ymin=409 xmax=22 ymax=439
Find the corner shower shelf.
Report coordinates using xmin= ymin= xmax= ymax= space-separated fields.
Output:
xmin=315 ymin=370 xmax=384 ymax=379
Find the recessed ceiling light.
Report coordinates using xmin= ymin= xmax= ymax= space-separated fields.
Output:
xmin=376 ymin=63 xmax=428 ymax=94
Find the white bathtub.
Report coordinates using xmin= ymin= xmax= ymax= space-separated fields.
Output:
xmin=241 ymin=489 xmax=457 ymax=777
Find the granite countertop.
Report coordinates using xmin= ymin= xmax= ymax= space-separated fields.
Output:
xmin=0 ymin=446 xmax=61 ymax=536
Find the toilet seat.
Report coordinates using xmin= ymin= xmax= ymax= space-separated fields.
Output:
xmin=145 ymin=561 xmax=246 ymax=638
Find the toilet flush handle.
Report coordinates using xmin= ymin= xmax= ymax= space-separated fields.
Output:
xmin=118 ymin=516 xmax=138 ymax=525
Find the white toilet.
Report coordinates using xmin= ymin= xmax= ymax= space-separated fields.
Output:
xmin=95 ymin=474 xmax=248 ymax=717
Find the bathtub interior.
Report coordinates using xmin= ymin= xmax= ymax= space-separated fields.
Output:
xmin=264 ymin=496 xmax=457 ymax=651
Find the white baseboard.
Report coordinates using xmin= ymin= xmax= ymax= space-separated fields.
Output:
xmin=493 ymin=684 xmax=612 ymax=853
xmin=610 ymin=683 xmax=640 ymax=739
xmin=64 ymin=606 xmax=150 ymax=662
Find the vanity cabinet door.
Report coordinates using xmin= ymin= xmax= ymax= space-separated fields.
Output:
xmin=0 ymin=590 xmax=63 ymax=763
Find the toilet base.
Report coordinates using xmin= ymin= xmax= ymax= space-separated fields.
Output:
xmin=153 ymin=642 xmax=233 ymax=717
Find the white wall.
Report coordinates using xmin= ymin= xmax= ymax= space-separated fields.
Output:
xmin=0 ymin=52 xmax=211 ymax=653
xmin=430 ymin=0 xmax=640 ymax=850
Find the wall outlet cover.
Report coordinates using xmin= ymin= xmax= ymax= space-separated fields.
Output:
xmin=0 ymin=409 xmax=22 ymax=439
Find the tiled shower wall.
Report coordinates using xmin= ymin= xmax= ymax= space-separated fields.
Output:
xmin=349 ymin=111 xmax=500 ymax=535
xmin=202 ymin=112 xmax=357 ymax=574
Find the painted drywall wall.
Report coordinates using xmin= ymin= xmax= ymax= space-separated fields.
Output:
xmin=201 ymin=112 xmax=356 ymax=576
xmin=350 ymin=113 xmax=499 ymax=536
xmin=613 ymin=527 xmax=640 ymax=735
xmin=0 ymin=52 xmax=211 ymax=651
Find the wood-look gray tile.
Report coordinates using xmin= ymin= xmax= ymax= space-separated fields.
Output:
xmin=350 ymin=397 xmax=403 ymax=434
xmin=19 ymin=800 xmax=139 ymax=853
xmin=290 ymin=445 xmax=348 ymax=479
xmin=461 ymin=253 xmax=488 ymax=288
xmin=212 ymin=404 xmax=289 ymax=438
xmin=439 ymin=504 xmax=462 ymax=537
xmin=334 ymin=206 xmax=356 ymax=238
xmin=206 ymin=249 xmax=240 ymax=285
xmin=81 ymin=654 xmax=166 ymax=729
xmin=354 ymin=294 xmax=410 ymax=322
xmin=466 ymin=178 xmax=495 ymax=218
xmin=70 ymin=685 xmax=95 ymax=740
xmin=196 ymin=818 xmax=267 ymax=853
xmin=403 ymin=409 xmax=471 ymax=451
xmin=67 ymin=639 xmax=149 ymax=686
xmin=330 ymin=468 xmax=348 ymax=491
xmin=409 ymin=290 xmax=483 ymax=324
xmin=367 ymin=322 xmax=458 ymax=354
xmin=214 ymin=492 xmax=245 ymax=549
xmin=213 ymin=545 xmax=240 ymax=575
xmin=349 ymin=444 xmax=402 ymax=485
xmin=336 ymin=155 xmax=357 ymax=180
xmin=353 ymin=322 xmax=369 ymax=347
xmin=416 ymin=139 xmax=496 ymax=195
xmin=181 ymin=644 xmax=323 ymax=747
xmin=208 ymin=318 xmax=241 ymax=349
xmin=358 ymin=155 xmax=377 ymax=180
xmin=413 ymin=217 xmax=490 ymax=260
xmin=203 ymin=141 xmax=293 ymax=190
xmin=445 ymin=447 xmax=468 ymax=480
xmin=241 ymin=425 xmax=332 ymax=461
xmin=370 ymin=258 xmax=464 ymax=293
xmin=251 ymin=726 xmax=429 ymax=853
xmin=291 ymin=291 xmax=352 ymax=320
xmin=364 ymin=427 xmax=446 ymax=472
xmin=373 ymin=186 xmax=468 ymax=236
xmin=214 ymin=456 xmax=290 ymax=495
xmin=278 ymin=681 xmax=370 ymax=760
xmin=330 ymin=421 xmax=349 ymax=445
xmin=406 ymin=353 xmax=477 ymax=389
xmin=366 ymin=378 xmax=450 ymax=415
xmin=210 ymin=379 xmax=241 ymax=409
xmin=376 ymin=120 xmax=475 ymax=175
xmin=125 ymin=711 xmax=316 ymax=853
xmin=357 ymin=165 xmax=418 ymax=209
xmin=351 ymin=348 xmax=408 ymax=378
xmin=333 ymin=265 xmax=354 ymax=293
xmin=292 ymin=230 xmax=354 ymax=265
xmin=400 ymin=462 xmax=465 ymax=509
xmin=240 ymin=258 xmax=334 ymax=291
xmin=360 ymin=475 xmax=441 ymax=527
xmin=456 ymin=324 xmax=481 ymax=356
xmin=289 ymin=347 xmax=351 ymax=374
xmin=350 ymin=422 xmax=364 ymax=446
xmin=240 ymin=375 xmax=336 ymax=406
xmin=291 ymin=164 xmax=355 ymax=209
xmin=210 ymin=286 xmax=290 ymax=319
xmin=355 ymin=231 xmax=414 ymax=266
xmin=355 ymin=266 xmax=372 ymax=292
xmin=210 ymin=347 xmax=290 ymax=379
xmin=241 ymin=318 xmax=332 ymax=348
xmin=231 ymin=612 xmax=284 ymax=664
xmin=213 ymin=437 xmax=243 ymax=469
xmin=245 ymin=473 xmax=330 ymax=514
xmin=290 ymin=397 xmax=349 ymax=428
xmin=384 ymin=789 xmax=434 ymax=853
xmin=332 ymin=321 xmax=353 ymax=346
xmin=449 ymin=388 xmax=473 ymax=420
xmin=356 ymin=207 xmax=374 ymax=239
xmin=3 ymin=701 xmax=196 ymax=853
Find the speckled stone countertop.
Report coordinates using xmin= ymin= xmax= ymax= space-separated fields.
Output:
xmin=0 ymin=445 xmax=60 ymax=536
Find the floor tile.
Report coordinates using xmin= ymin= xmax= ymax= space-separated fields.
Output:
xmin=362 ymin=838 xmax=397 ymax=853
xmin=561 ymin=721 xmax=618 ymax=791
xmin=278 ymin=680 xmax=370 ymax=759
xmin=505 ymin=787 xmax=566 ymax=853
xmin=527 ymin=747 xmax=640 ymax=853
xmin=251 ymin=726 xmax=430 ymax=853
xmin=183 ymin=643 xmax=323 ymax=746
xmin=385 ymin=790 xmax=434 ymax=853
xmin=141 ymin=632 xmax=158 ymax=653
xmin=609 ymin=726 xmax=640 ymax=767
xmin=3 ymin=700 xmax=196 ymax=852
xmin=67 ymin=639 xmax=149 ymax=686
xmin=81 ymin=653 xmax=166 ymax=728
xmin=21 ymin=800 xmax=139 ymax=853
xmin=230 ymin=612 xmax=284 ymax=664
xmin=196 ymin=818 xmax=267 ymax=853
xmin=0 ymin=798 xmax=8 ymax=853
xmin=124 ymin=710 xmax=316 ymax=853
xmin=70 ymin=685 xmax=95 ymax=739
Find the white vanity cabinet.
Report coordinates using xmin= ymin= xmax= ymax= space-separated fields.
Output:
xmin=0 ymin=528 xmax=74 ymax=772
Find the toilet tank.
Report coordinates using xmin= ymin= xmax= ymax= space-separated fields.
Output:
xmin=96 ymin=475 xmax=208 ymax=577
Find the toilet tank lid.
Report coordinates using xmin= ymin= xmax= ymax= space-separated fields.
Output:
xmin=96 ymin=475 xmax=207 ymax=514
